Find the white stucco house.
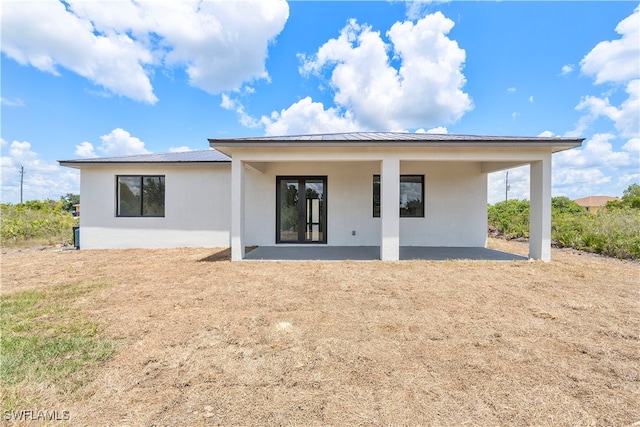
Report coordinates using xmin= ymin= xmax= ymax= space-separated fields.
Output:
xmin=59 ymin=132 xmax=583 ymax=261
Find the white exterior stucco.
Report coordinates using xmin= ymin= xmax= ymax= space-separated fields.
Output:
xmin=242 ymin=160 xmax=487 ymax=248
xmin=78 ymin=164 xmax=230 ymax=249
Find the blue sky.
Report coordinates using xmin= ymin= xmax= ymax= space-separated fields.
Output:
xmin=1 ymin=0 xmax=638 ymax=204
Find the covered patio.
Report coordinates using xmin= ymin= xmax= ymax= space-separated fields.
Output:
xmin=210 ymin=132 xmax=583 ymax=262
xmin=244 ymin=246 xmax=528 ymax=261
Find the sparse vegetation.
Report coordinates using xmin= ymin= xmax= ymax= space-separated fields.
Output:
xmin=1 ymin=198 xmax=78 ymax=247
xmin=488 ymin=185 xmax=640 ymax=260
xmin=0 ymin=282 xmax=115 ymax=409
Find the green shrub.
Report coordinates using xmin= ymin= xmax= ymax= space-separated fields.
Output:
xmin=580 ymin=208 xmax=640 ymax=259
xmin=0 ymin=200 xmax=78 ymax=247
xmin=488 ymin=194 xmax=640 ymax=260
xmin=488 ymin=199 xmax=530 ymax=238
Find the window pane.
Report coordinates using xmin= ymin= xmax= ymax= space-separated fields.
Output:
xmin=305 ymin=180 xmax=324 ymax=242
xmin=400 ymin=175 xmax=423 ymax=217
xmin=142 ymin=176 xmax=165 ymax=216
xmin=279 ymin=180 xmax=299 ymax=241
xmin=117 ymin=176 xmax=165 ymax=217
xmin=373 ymin=174 xmax=424 ymax=217
xmin=118 ymin=177 xmax=141 ymax=216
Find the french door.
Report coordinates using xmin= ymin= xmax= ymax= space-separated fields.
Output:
xmin=276 ymin=176 xmax=327 ymax=243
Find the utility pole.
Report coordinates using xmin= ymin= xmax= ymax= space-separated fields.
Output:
xmin=505 ymin=171 xmax=510 ymax=204
xmin=19 ymin=165 xmax=25 ymax=204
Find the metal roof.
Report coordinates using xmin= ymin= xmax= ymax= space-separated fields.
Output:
xmin=59 ymin=149 xmax=230 ymax=166
xmin=208 ymin=132 xmax=584 ymax=155
xmin=59 ymin=132 xmax=585 ymax=168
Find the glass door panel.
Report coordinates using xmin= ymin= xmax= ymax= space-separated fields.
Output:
xmin=279 ymin=180 xmax=299 ymax=242
xmin=305 ymin=180 xmax=324 ymax=242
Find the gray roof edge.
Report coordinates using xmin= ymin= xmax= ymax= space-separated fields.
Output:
xmin=58 ymin=149 xmax=231 ymax=166
xmin=209 ymin=140 xmax=584 ymax=147
xmin=208 ymin=132 xmax=585 ymax=144
xmin=59 ymin=160 xmax=231 ymax=168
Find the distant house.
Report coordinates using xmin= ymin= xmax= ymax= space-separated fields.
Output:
xmin=59 ymin=132 xmax=583 ymax=261
xmin=574 ymin=195 xmax=619 ymax=213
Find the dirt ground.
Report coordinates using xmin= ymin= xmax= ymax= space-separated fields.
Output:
xmin=1 ymin=239 xmax=639 ymax=426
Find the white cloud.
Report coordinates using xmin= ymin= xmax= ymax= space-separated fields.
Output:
xmin=551 ymin=132 xmax=637 ymax=198
xmin=1 ymin=0 xmax=289 ymax=103
xmin=294 ymin=13 xmax=472 ymax=132
xmin=2 ymin=0 xmax=157 ymax=103
xmin=580 ymin=6 xmax=639 ymax=85
xmin=552 ymin=167 xmax=611 ymax=200
xmin=404 ymin=1 xmax=451 ymax=21
xmin=220 ymin=94 xmax=260 ymax=128
xmin=566 ymin=6 xmax=640 ymax=159
xmin=555 ymin=133 xmax=631 ymax=170
xmin=169 ymin=146 xmax=194 ymax=153
xmin=75 ymin=128 xmax=150 ymax=158
xmin=489 ymin=132 xmax=638 ymax=203
xmin=622 ymin=137 xmax=640 ymax=154
xmin=560 ymin=64 xmax=574 ymax=76
xmin=529 ymin=96 xmax=534 ymax=103
xmin=1 ymin=97 xmax=25 ymax=107
xmin=575 ymin=79 xmax=639 ymax=139
xmin=260 ymin=97 xmax=360 ymax=136
xmin=512 ymin=112 xmax=520 ymax=120
xmin=507 ymin=87 xmax=516 ymax=93
xmin=621 ymin=136 xmax=640 ymax=171
xmin=0 ymin=138 xmax=79 ymax=203
xmin=74 ymin=141 xmax=97 ymax=158
xmin=537 ymin=130 xmax=555 ymax=137
xmin=417 ymin=126 xmax=448 ymax=134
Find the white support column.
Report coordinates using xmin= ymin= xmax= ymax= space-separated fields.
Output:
xmin=529 ymin=156 xmax=552 ymax=261
xmin=230 ymin=157 xmax=245 ymax=261
xmin=380 ymin=157 xmax=400 ymax=260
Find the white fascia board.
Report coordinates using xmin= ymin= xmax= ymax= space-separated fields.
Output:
xmin=215 ymin=146 xmax=559 ymax=163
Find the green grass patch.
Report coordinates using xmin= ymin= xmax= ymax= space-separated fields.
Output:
xmin=0 ymin=282 xmax=116 ymax=409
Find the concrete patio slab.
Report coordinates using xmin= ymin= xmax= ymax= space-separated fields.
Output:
xmin=244 ymin=246 xmax=528 ymax=261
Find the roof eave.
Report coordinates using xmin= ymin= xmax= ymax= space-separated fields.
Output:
xmin=209 ymin=140 xmax=583 ymax=150
xmin=58 ymin=160 xmax=231 ymax=168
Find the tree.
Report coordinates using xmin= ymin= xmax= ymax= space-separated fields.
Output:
xmin=622 ymin=184 xmax=640 ymax=209
xmin=606 ymin=184 xmax=640 ymax=210
xmin=60 ymin=193 xmax=80 ymax=212
xmin=551 ymin=196 xmax=585 ymax=215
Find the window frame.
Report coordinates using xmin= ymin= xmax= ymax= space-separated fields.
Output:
xmin=116 ymin=175 xmax=165 ymax=217
xmin=275 ymin=176 xmax=328 ymax=244
xmin=373 ymin=174 xmax=425 ymax=218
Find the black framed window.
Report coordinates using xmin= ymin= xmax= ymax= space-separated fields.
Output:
xmin=373 ymin=174 xmax=424 ymax=218
xmin=117 ymin=176 xmax=165 ymax=217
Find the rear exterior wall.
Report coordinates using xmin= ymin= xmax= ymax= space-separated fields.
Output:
xmin=78 ymin=164 xmax=230 ymax=249
xmin=243 ymin=161 xmax=487 ymax=247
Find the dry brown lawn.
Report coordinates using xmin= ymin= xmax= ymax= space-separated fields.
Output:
xmin=1 ymin=239 xmax=639 ymax=426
